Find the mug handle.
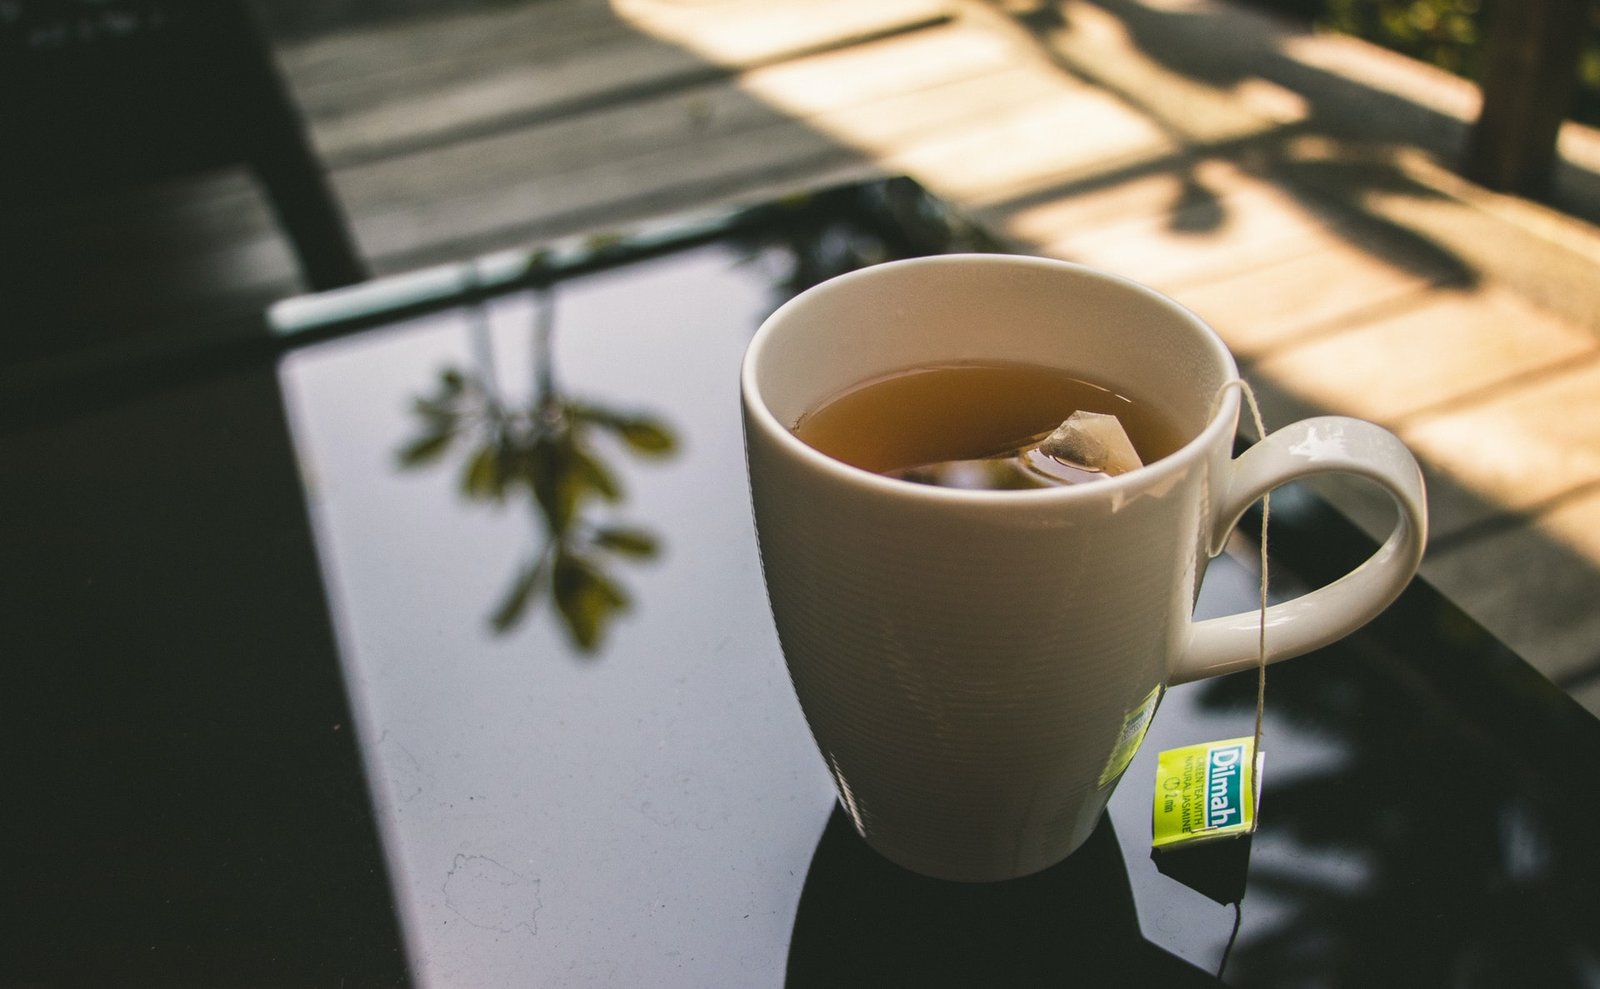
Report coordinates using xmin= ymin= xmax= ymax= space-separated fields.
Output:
xmin=1170 ymin=416 xmax=1428 ymax=686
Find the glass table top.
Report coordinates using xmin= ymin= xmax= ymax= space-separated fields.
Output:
xmin=5 ymin=179 xmax=1598 ymax=987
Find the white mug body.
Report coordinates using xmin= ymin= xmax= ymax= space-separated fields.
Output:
xmin=741 ymin=255 xmax=1425 ymax=882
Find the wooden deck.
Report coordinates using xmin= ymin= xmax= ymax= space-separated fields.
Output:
xmin=33 ymin=0 xmax=1600 ymax=710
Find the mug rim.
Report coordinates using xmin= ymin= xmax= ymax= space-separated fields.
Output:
xmin=741 ymin=253 xmax=1242 ymax=504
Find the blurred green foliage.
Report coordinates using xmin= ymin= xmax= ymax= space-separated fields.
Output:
xmin=1257 ymin=0 xmax=1600 ymax=125
xmin=1323 ymin=0 xmax=1484 ymax=75
xmin=398 ymin=322 xmax=676 ymax=654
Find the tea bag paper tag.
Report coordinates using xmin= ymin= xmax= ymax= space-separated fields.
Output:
xmin=1151 ymin=737 xmax=1263 ymax=849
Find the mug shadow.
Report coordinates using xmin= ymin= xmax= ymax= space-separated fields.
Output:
xmin=786 ymin=807 xmax=1220 ymax=987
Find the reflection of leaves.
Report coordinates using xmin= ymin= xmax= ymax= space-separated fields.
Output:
xmin=397 ymin=429 xmax=456 ymax=466
xmin=593 ymin=527 xmax=659 ymax=558
xmin=551 ymin=549 xmax=630 ymax=652
xmin=615 ymin=419 xmax=675 ymax=455
xmin=571 ymin=405 xmax=678 ymax=456
xmin=461 ymin=444 xmax=505 ymax=500
xmin=397 ymin=362 xmax=678 ymax=653
xmin=528 ymin=433 xmax=579 ymax=532
xmin=398 ymin=367 xmax=474 ymax=466
xmin=572 ymin=444 xmax=622 ymax=502
xmin=490 ymin=556 xmax=548 ymax=633
xmin=524 ymin=431 xmax=629 ymax=533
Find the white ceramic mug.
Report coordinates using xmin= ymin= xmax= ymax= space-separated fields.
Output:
xmin=741 ymin=255 xmax=1427 ymax=883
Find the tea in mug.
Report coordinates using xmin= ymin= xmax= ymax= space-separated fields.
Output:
xmin=792 ymin=361 xmax=1185 ymax=489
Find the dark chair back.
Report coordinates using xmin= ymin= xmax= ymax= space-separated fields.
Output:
xmin=1 ymin=0 xmax=366 ymax=290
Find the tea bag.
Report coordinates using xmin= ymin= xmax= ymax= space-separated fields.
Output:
xmin=885 ymin=410 xmax=1144 ymax=489
xmin=1038 ymin=411 xmax=1144 ymax=476
xmin=1015 ymin=410 xmax=1144 ymax=486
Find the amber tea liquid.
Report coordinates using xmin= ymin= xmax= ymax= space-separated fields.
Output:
xmin=793 ymin=361 xmax=1186 ymax=486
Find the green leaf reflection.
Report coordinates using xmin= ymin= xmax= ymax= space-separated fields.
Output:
xmin=396 ymin=281 xmax=677 ymax=654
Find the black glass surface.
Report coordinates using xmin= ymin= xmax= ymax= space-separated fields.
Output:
xmin=5 ymin=179 xmax=1599 ymax=987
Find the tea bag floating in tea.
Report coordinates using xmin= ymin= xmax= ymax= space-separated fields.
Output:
xmin=885 ymin=410 xmax=1144 ymax=489
xmin=1039 ymin=411 xmax=1145 ymax=476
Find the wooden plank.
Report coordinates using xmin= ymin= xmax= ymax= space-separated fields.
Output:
xmin=1174 ymin=237 xmax=1446 ymax=359
xmin=613 ymin=0 xmax=952 ymax=64
xmin=1228 ymin=289 xmax=1597 ymax=558
xmin=991 ymin=156 xmax=1279 ymax=249
xmin=306 ymin=36 xmax=727 ymax=163
xmin=278 ymin=0 xmax=951 ymax=164
xmin=278 ymin=0 xmax=627 ymax=98
xmin=1354 ymin=149 xmax=1600 ymax=342
xmin=340 ymin=95 xmax=866 ymax=268
xmin=982 ymin=166 xmax=1190 ymax=241
xmin=736 ymin=19 xmax=1173 ymax=207
xmin=1250 ymin=289 xmax=1596 ymax=426
xmin=1399 ymin=356 xmax=1600 ymax=528
xmin=331 ymin=24 xmax=1095 ymax=266
xmin=734 ymin=20 xmax=1031 ymax=120
xmin=1033 ymin=165 xmax=1338 ymax=290
xmin=1016 ymin=0 xmax=1306 ymax=145
xmin=882 ymin=85 xmax=1171 ymax=205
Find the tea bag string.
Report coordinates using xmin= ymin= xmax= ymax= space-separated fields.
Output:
xmin=1215 ymin=378 xmax=1271 ymax=753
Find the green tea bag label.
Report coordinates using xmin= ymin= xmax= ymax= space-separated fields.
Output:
xmin=1097 ymin=686 xmax=1162 ymax=788
xmin=1152 ymin=736 xmax=1262 ymax=849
